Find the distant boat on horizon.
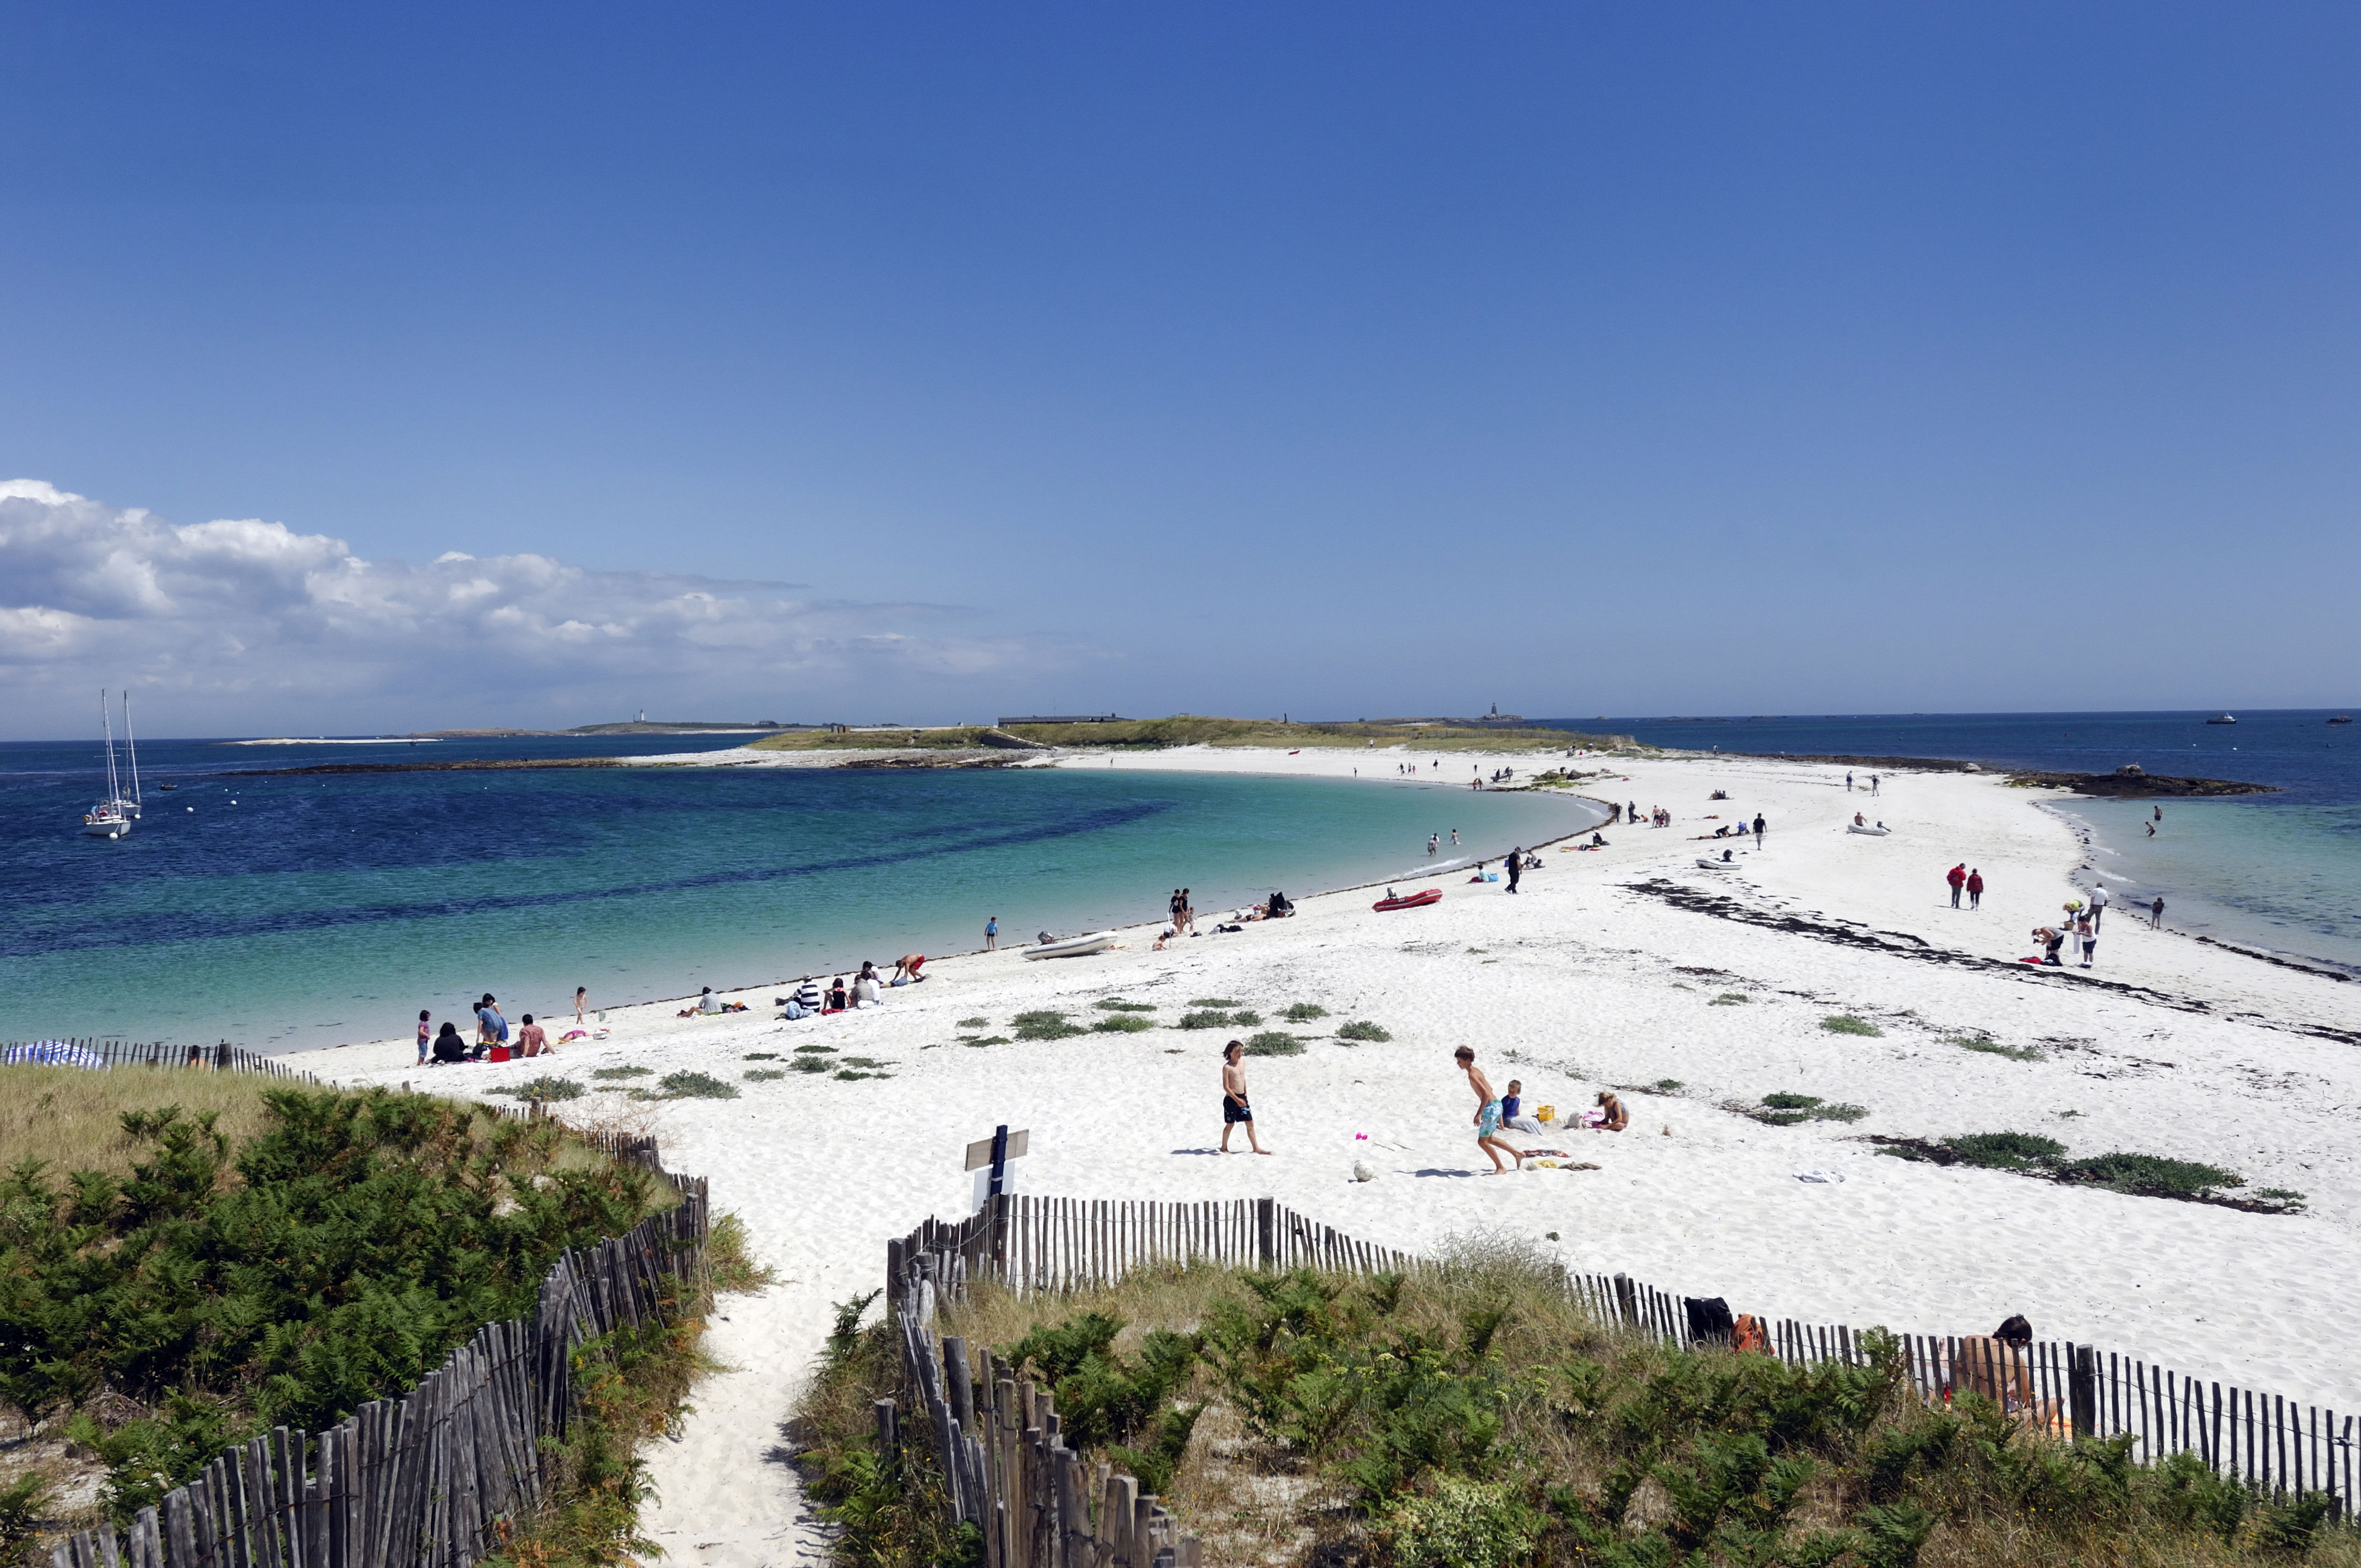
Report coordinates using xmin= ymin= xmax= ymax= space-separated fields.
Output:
xmin=2332 ymin=715 xmax=2353 ymax=726
xmin=82 ymin=690 xmax=133 ymax=839
xmin=2205 ymin=714 xmax=2237 ymax=725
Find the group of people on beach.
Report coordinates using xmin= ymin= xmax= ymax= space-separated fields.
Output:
xmin=417 ymin=987 xmax=586 ymax=1064
xmin=1220 ymin=1041 xmax=1626 ymax=1174
xmin=778 ymin=955 xmax=928 ymax=1018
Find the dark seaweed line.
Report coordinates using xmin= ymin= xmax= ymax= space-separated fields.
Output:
xmin=0 ymin=798 xmax=1171 ymax=958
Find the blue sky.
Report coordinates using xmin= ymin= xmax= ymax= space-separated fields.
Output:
xmin=3 ymin=3 xmax=2357 ymax=736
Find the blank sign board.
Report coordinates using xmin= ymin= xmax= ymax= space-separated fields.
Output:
xmin=964 ymin=1129 xmax=1030 ymax=1170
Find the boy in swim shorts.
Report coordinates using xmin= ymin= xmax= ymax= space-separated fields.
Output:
xmin=1455 ymin=1046 xmax=1524 ymax=1172
xmin=1221 ymin=1040 xmax=1270 ymax=1155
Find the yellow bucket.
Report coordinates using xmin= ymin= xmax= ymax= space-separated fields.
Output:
xmin=1536 ymin=1104 xmax=1556 ymax=1124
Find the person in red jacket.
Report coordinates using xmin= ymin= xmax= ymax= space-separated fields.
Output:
xmin=1966 ymin=868 xmax=1984 ymax=910
xmin=1947 ymin=863 xmax=1968 ymax=908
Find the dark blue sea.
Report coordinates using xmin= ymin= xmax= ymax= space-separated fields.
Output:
xmin=0 ymin=733 xmax=1593 ymax=1053
xmin=1546 ymin=710 xmax=2361 ymax=973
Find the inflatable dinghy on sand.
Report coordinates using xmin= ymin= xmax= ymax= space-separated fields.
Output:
xmin=1025 ymin=932 xmax=1117 ymax=960
xmin=1372 ymin=888 xmax=1443 ymax=912
xmin=1847 ymin=823 xmax=1892 ymax=836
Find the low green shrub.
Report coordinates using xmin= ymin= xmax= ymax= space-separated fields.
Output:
xmin=589 ymin=1065 xmax=651 ymax=1080
xmin=1750 ymin=1093 xmax=1868 ymax=1126
xmin=1230 ymin=1010 xmax=1263 ymax=1027
xmin=1013 ymin=1010 xmax=1086 ymax=1041
xmin=841 ymin=1057 xmax=890 ymax=1069
xmin=795 ymin=1042 xmax=837 ymax=1054
xmin=962 ymin=1036 xmax=1013 ymax=1048
xmin=743 ymin=1051 xmax=780 ymax=1060
xmin=656 ymin=1071 xmax=739 ymax=1100
xmin=1280 ymin=1003 xmax=1329 ymax=1022
xmin=1243 ymin=1033 xmax=1304 ymax=1056
xmin=1379 ymin=1474 xmax=1541 ymax=1568
xmin=2054 ymin=1152 xmax=2241 ymax=1199
xmin=1336 ymin=1020 xmax=1392 ymax=1042
xmin=1093 ymin=1014 xmax=1155 ymax=1033
xmin=958 ymin=1017 xmax=989 ymax=1027
xmin=834 ymin=1069 xmax=891 ymax=1082
xmin=791 ymin=1057 xmax=831 ymax=1074
xmin=1655 ymin=1079 xmax=1684 ymax=1091
xmin=744 ymin=1069 xmax=786 ymax=1081
xmin=1179 ymin=1010 xmax=1232 ymax=1030
xmin=1947 ymin=1132 xmax=2066 ymax=1170
xmin=1187 ymin=997 xmax=1239 ymax=1008
xmin=1954 ymin=1037 xmax=2044 ymax=1061
xmin=1095 ymin=998 xmax=1156 ymax=1012
xmin=497 ymin=1076 xmax=585 ymax=1101
xmin=1821 ymin=1015 xmax=1883 ymax=1037
xmin=1710 ymin=992 xmax=1751 ymax=1005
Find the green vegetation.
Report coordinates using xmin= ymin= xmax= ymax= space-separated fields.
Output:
xmin=1095 ymin=998 xmax=1157 ymax=1013
xmin=1013 ymin=1010 xmax=1087 ymax=1041
xmin=0 ymin=1088 xmax=663 ymax=1522
xmin=1655 ymin=1079 xmax=1686 ymax=1091
xmin=1710 ymin=992 xmax=1752 ymax=1005
xmin=1188 ymin=997 xmax=1239 ymax=1008
xmin=494 ymin=1075 xmax=585 ymax=1101
xmin=1092 ymin=1014 xmax=1156 ymax=1033
xmin=1875 ymin=1136 xmax=2303 ymax=1212
xmin=1179 ymin=1010 xmax=1234 ymax=1031
xmin=1952 ymin=1036 xmax=2046 ymax=1061
xmin=1747 ymin=1093 xmax=1869 ymax=1126
xmin=1336 ymin=1020 xmax=1392 ymax=1042
xmin=841 ymin=1057 xmax=891 ymax=1070
xmin=834 ymin=1069 xmax=891 ymax=1082
xmin=792 ymin=1056 xmax=833 ymax=1074
xmin=1242 ymin=1033 xmax=1304 ymax=1057
xmin=654 ymin=1071 xmax=739 ymax=1101
xmin=962 ymin=1036 xmax=1013 ymax=1048
xmin=794 ymin=1251 xmax=2355 ymax=1568
xmin=1821 ymin=1015 xmax=1885 ymax=1037
xmin=958 ymin=1016 xmax=990 ymax=1028
xmin=744 ymin=1069 xmax=787 ymax=1082
xmin=795 ymin=1043 xmax=838 ymax=1054
xmin=744 ymin=1051 xmax=780 ymax=1060
xmin=590 ymin=1065 xmax=651 ymax=1080
xmin=1280 ymin=1002 xmax=1329 ymax=1022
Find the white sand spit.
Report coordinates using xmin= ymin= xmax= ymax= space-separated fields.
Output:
xmin=307 ymin=748 xmax=2361 ymax=1567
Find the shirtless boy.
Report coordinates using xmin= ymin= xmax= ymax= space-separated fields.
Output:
xmin=1455 ymin=1046 xmax=1524 ymax=1172
xmin=1220 ymin=1040 xmax=1270 ymax=1154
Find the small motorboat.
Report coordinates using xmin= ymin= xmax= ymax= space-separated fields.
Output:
xmin=1847 ymin=823 xmax=1891 ymax=836
xmin=1372 ymin=888 xmax=1442 ymax=912
xmin=2205 ymin=714 xmax=2237 ymax=725
xmin=1695 ymin=854 xmax=1736 ymax=869
xmin=2331 ymin=716 xmax=2353 ymax=726
xmin=1024 ymin=932 xmax=1118 ymax=960
xmin=159 ymin=781 xmax=179 ymax=791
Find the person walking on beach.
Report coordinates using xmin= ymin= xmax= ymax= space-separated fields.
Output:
xmin=1753 ymin=812 xmax=1767 ymax=845
xmin=2151 ymin=895 xmax=2166 ymax=928
xmin=1168 ymin=889 xmax=1183 ymax=929
xmin=1506 ymin=848 xmax=1522 ymax=894
xmin=984 ymin=916 xmax=999 ymax=951
xmin=1967 ymin=868 xmax=1984 ymax=909
xmin=1220 ymin=1040 xmax=1270 ymax=1154
xmin=1846 ymin=772 xmax=1854 ymax=792
xmin=1455 ymin=1046 xmax=1524 ymax=1173
xmin=416 ymin=1009 xmax=432 ymax=1065
xmin=1870 ymin=775 xmax=1880 ymax=796
xmin=1947 ymin=863 xmax=1967 ymax=908
xmin=2089 ymin=883 xmax=2109 ymax=931
xmin=1179 ymin=889 xmax=1195 ymax=934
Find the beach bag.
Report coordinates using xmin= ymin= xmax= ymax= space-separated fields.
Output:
xmin=1684 ymin=1296 xmax=1737 ymax=1345
xmin=1732 ymin=1314 xmax=1770 ymax=1354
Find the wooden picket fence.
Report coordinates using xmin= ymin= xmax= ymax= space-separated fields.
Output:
xmin=45 ymin=1133 xmax=709 ymax=1568
xmin=882 ymin=1193 xmax=2353 ymax=1545
xmin=2 ymin=1038 xmax=324 ymax=1080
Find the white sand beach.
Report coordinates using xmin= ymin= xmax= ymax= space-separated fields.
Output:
xmin=308 ymin=747 xmax=2361 ymax=1568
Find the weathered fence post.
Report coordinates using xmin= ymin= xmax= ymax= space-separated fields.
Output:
xmin=1254 ymin=1199 xmax=1275 ymax=1267
xmin=2071 ymin=1344 xmax=2098 ymax=1439
xmin=1612 ymin=1273 xmax=1639 ymax=1329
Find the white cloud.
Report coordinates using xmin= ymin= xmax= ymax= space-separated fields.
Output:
xmin=0 ymin=481 xmax=1067 ymax=732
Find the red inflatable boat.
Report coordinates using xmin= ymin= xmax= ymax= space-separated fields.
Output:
xmin=1372 ymin=888 xmax=1443 ymax=912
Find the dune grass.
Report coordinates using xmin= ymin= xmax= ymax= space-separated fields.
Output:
xmin=1092 ymin=1014 xmax=1156 ymax=1033
xmin=1280 ymin=1003 xmax=1329 ymax=1022
xmin=1821 ymin=1015 xmax=1885 ymax=1037
xmin=0 ymin=1066 xmax=286 ymax=1182
xmin=1242 ymin=1033 xmax=1304 ymax=1057
xmin=590 ymin=1065 xmax=652 ymax=1080
xmin=1336 ymin=1021 xmax=1392 ymax=1042
xmin=1746 ymin=1092 xmax=1869 ymax=1126
xmin=1013 ymin=1010 xmax=1088 ymax=1041
xmin=798 ymin=1251 xmax=2355 ymax=1568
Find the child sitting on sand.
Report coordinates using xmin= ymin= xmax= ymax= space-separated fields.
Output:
xmin=1501 ymin=1080 xmax=1547 ymax=1135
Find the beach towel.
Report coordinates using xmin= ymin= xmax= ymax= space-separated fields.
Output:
xmin=3 ymin=1041 xmax=107 ymax=1070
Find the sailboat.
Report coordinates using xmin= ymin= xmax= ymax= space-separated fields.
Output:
xmin=82 ymin=690 xmax=132 ymax=839
xmin=111 ymin=690 xmax=143 ymax=819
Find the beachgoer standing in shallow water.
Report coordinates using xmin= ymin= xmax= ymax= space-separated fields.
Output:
xmin=1220 ymin=1040 xmax=1270 ymax=1154
xmin=984 ymin=916 xmax=998 ymax=951
xmin=1428 ymin=834 xmax=1439 ymax=856
xmin=1455 ymin=1046 xmax=1524 ymax=1172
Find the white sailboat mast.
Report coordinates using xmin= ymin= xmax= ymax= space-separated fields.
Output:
xmin=100 ymin=688 xmax=121 ymax=803
xmin=122 ymin=689 xmax=142 ymax=801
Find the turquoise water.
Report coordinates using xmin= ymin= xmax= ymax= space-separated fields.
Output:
xmin=2 ymin=743 xmax=1599 ymax=1053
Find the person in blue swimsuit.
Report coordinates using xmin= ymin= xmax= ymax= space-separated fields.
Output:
xmin=1455 ymin=1046 xmax=1524 ymax=1172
